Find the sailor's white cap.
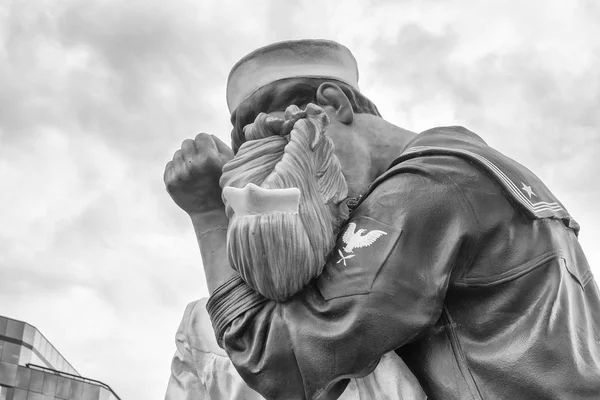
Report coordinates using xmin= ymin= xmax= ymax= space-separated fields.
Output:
xmin=226 ymin=39 xmax=360 ymax=113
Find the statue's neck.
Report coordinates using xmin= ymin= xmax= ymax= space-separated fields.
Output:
xmin=367 ymin=121 xmax=417 ymax=178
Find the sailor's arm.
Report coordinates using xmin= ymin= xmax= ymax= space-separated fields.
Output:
xmin=208 ymin=163 xmax=480 ymax=399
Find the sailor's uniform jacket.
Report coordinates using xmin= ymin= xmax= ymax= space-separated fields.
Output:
xmin=207 ymin=126 xmax=600 ymax=400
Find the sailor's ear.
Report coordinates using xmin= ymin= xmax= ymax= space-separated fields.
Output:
xmin=316 ymin=82 xmax=354 ymax=125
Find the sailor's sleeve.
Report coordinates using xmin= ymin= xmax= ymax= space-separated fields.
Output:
xmin=207 ymin=161 xmax=480 ymax=400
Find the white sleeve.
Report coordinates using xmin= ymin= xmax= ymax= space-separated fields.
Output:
xmin=167 ymin=299 xmax=264 ymax=400
xmin=165 ymin=301 xmax=207 ymax=400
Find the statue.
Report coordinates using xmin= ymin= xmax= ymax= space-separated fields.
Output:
xmin=164 ymin=39 xmax=600 ymax=400
xmin=165 ymin=103 xmax=425 ymax=399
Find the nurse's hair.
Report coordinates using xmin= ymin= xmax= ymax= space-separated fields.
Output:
xmin=220 ymin=104 xmax=348 ymax=301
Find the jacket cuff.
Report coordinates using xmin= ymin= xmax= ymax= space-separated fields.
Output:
xmin=206 ymin=274 xmax=267 ymax=347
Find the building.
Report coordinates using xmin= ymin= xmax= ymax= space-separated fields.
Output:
xmin=0 ymin=315 xmax=120 ymax=400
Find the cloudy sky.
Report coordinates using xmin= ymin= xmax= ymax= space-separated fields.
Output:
xmin=1 ymin=0 xmax=599 ymax=398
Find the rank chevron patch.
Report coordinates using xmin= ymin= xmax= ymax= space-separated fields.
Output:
xmin=318 ymin=216 xmax=402 ymax=300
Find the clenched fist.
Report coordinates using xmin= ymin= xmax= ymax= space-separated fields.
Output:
xmin=164 ymin=133 xmax=234 ymax=216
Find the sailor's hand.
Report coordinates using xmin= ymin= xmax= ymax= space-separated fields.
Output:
xmin=164 ymin=133 xmax=234 ymax=216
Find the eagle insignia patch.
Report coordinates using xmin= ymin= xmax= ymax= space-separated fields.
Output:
xmin=318 ymin=216 xmax=402 ymax=300
xmin=336 ymin=222 xmax=388 ymax=266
